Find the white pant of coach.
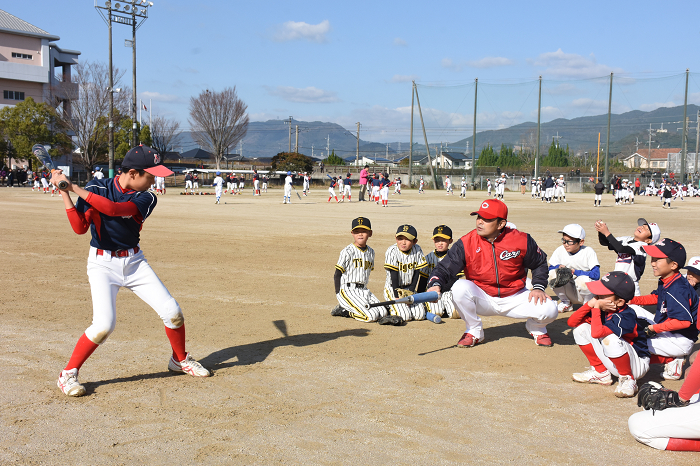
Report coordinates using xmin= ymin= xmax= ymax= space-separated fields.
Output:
xmin=573 ymin=323 xmax=650 ymax=379
xmin=629 ymin=399 xmax=700 ymax=450
xmin=85 ymin=246 xmax=183 ymax=344
xmin=451 ymin=280 xmax=558 ymax=340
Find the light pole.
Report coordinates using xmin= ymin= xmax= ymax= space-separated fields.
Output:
xmin=95 ymin=1 xmax=153 ymax=174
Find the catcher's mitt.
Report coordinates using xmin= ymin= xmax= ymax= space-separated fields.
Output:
xmin=395 ymin=288 xmax=414 ymax=299
xmin=549 ymin=267 xmax=574 ymax=288
xmin=637 ymin=381 xmax=689 ymax=414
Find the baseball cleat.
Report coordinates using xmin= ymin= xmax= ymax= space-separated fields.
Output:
xmin=532 ymin=333 xmax=553 ymax=347
xmin=168 ymin=353 xmax=210 ymax=377
xmin=557 ymin=301 xmax=573 ymax=313
xmin=614 ymin=375 xmax=637 ymax=398
xmin=57 ymin=368 xmax=86 ymax=397
xmin=572 ymin=367 xmax=613 ymax=385
xmin=662 ymin=357 xmax=685 ymax=380
xmin=330 ymin=305 xmax=350 ymax=317
xmin=457 ymin=333 xmax=482 ymax=347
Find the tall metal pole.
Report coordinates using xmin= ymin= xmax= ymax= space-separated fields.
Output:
xmin=355 ymin=122 xmax=360 ymax=167
xmin=413 ymin=84 xmax=437 ymax=189
xmin=694 ymin=109 xmax=699 ymax=178
xmin=108 ymin=12 xmax=114 ymax=178
xmin=681 ymin=69 xmax=689 ymax=182
xmin=535 ymin=76 xmax=541 ymax=179
xmin=295 ymin=125 xmax=299 ymax=153
xmin=287 ymin=116 xmax=292 ymax=153
xmin=605 ymin=72 xmax=613 ymax=183
xmin=131 ymin=12 xmax=137 ymax=147
xmin=410 ymin=83 xmax=415 ymax=185
xmin=471 ymin=78 xmax=477 ymax=184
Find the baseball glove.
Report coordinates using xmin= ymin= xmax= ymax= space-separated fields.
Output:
xmin=549 ymin=267 xmax=574 ymax=288
xmin=637 ymin=382 xmax=689 ymax=414
xmin=377 ymin=315 xmax=404 ymax=326
xmin=395 ymin=288 xmax=414 ymax=299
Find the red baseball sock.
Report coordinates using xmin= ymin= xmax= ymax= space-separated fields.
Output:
xmin=610 ymin=353 xmax=633 ymax=377
xmin=667 ymin=438 xmax=700 ymax=451
xmin=650 ymin=354 xmax=675 ymax=364
xmin=64 ymin=333 xmax=99 ymax=372
xmin=579 ymin=344 xmax=607 ymax=372
xmin=328 ymin=196 xmax=331 ymax=202
xmin=165 ymin=325 xmax=187 ymax=362
xmin=335 ymin=196 xmax=338 ymax=201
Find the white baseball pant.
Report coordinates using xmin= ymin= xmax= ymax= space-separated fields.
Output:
xmin=550 ymin=273 xmax=593 ymax=305
xmin=452 ymin=280 xmax=558 ymax=339
xmin=628 ymin=399 xmax=700 ymax=450
xmin=337 ymin=284 xmax=387 ymax=322
xmin=343 ymin=185 xmax=351 ymax=198
xmin=384 ymin=287 xmax=426 ymax=321
xmin=254 ymin=179 xmax=260 ymax=192
xmin=545 ymin=187 xmax=555 ymax=199
xmin=380 ymin=186 xmax=389 ymax=201
xmin=633 ymin=307 xmax=695 ymax=358
xmin=573 ymin=323 xmax=650 ymax=378
xmin=85 ymin=247 xmax=183 ymax=345
xmin=425 ymin=290 xmax=457 ymax=318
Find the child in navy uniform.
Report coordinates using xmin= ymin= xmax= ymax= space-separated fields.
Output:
xmin=52 ymin=145 xmax=210 ymax=397
xmin=629 ymin=239 xmax=699 ymax=380
xmin=568 ymin=271 xmax=650 ymax=398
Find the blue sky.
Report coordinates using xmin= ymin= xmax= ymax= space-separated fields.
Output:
xmin=10 ymin=1 xmax=700 ymax=143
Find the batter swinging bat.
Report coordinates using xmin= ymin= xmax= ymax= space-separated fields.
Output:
xmin=365 ymin=291 xmax=439 ymax=309
xmin=293 ymin=186 xmax=302 ymax=200
xmin=32 ymin=144 xmax=68 ymax=190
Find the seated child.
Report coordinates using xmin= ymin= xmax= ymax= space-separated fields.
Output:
xmin=568 ymin=271 xmax=650 ymax=398
xmin=423 ymin=225 xmax=460 ymax=319
xmin=332 ymin=217 xmax=388 ymax=322
xmin=384 ymin=224 xmax=429 ymax=322
xmin=549 ymin=223 xmax=600 ymax=313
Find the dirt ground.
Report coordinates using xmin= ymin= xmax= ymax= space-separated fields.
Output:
xmin=2 ymin=185 xmax=699 ymax=465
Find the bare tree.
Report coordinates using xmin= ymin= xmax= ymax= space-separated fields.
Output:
xmin=54 ymin=60 xmax=130 ymax=170
xmin=150 ymin=115 xmax=181 ymax=155
xmin=188 ymin=87 xmax=248 ymax=170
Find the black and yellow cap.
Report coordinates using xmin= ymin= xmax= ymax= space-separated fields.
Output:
xmin=351 ymin=217 xmax=372 ymax=231
xmin=432 ymin=225 xmax=453 ymax=239
xmin=396 ymin=224 xmax=417 ymax=241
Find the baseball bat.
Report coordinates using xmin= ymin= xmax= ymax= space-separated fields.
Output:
xmin=365 ymin=291 xmax=439 ymax=309
xmin=292 ymin=186 xmax=302 ymax=200
xmin=426 ymin=312 xmax=442 ymax=324
xmin=32 ymin=144 xmax=68 ymax=190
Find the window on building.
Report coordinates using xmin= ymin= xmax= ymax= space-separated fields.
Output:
xmin=11 ymin=52 xmax=32 ymax=60
xmin=3 ymin=90 xmax=25 ymax=101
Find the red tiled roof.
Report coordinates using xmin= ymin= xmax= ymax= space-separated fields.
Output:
xmin=623 ymin=148 xmax=682 ymax=160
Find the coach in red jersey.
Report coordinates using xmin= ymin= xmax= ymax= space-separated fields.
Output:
xmin=427 ymin=199 xmax=559 ymax=347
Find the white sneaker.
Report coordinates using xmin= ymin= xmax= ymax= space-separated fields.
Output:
xmin=168 ymin=353 xmax=210 ymax=377
xmin=557 ymin=301 xmax=573 ymax=313
xmin=57 ymin=368 xmax=86 ymax=396
xmin=662 ymin=357 xmax=685 ymax=380
xmin=614 ymin=375 xmax=637 ymax=398
xmin=572 ymin=367 xmax=613 ymax=385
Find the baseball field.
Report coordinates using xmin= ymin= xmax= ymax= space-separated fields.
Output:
xmin=2 ymin=186 xmax=699 ymax=465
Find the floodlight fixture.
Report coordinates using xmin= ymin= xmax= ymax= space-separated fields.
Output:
xmin=124 ymin=4 xmax=130 ymax=10
xmin=114 ymin=2 xmax=120 ymax=8
xmin=105 ymin=1 xmax=111 ymax=6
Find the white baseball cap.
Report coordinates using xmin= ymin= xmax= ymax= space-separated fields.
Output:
xmin=683 ymin=256 xmax=700 ymax=276
xmin=558 ymin=223 xmax=585 ymax=240
xmin=638 ymin=218 xmax=661 ymax=244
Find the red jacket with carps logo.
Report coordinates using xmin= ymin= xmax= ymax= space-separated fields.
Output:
xmin=427 ymin=228 xmax=549 ymax=298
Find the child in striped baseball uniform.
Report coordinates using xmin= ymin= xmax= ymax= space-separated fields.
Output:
xmin=331 ymin=217 xmax=388 ymax=322
xmin=384 ymin=224 xmax=429 ymax=321
xmin=423 ymin=225 xmax=460 ymax=318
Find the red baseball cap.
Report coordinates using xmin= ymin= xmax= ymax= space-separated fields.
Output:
xmin=470 ymin=199 xmax=508 ymax=220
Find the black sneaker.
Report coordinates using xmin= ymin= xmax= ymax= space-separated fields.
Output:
xmin=330 ymin=305 xmax=350 ymax=317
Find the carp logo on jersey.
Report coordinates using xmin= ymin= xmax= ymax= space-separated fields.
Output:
xmin=500 ymin=250 xmax=521 ymax=261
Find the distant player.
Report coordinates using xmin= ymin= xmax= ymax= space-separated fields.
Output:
xmin=460 ymin=177 xmax=467 ymax=198
xmin=661 ymin=181 xmax=672 ymax=208
xmin=393 ymin=177 xmax=402 ymax=195
xmin=341 ymin=173 xmax=352 ymax=202
xmin=41 ymin=171 xmax=50 ymax=194
xmin=283 ymin=171 xmax=293 ymax=204
xmin=327 ymin=176 xmax=339 ymax=203
xmin=423 ymin=225 xmax=459 ymax=319
xmin=192 ymin=173 xmax=200 ymax=193
xmin=445 ymin=175 xmax=453 ymax=195
xmin=262 ymin=174 xmax=268 ymax=193
xmin=371 ymin=174 xmax=381 ymax=203
xmin=384 ymin=224 xmax=429 ymax=321
xmin=595 ymin=217 xmax=660 ymax=296
xmin=93 ymin=167 xmax=105 ymax=180
xmin=331 ymin=217 xmax=388 ymax=322
xmin=225 ymin=172 xmax=232 ymax=194
xmin=379 ymin=173 xmax=390 ymax=207
xmin=230 ymin=173 xmax=238 ymax=195
xmin=543 ymin=175 xmax=555 ymax=203
xmin=530 ymin=177 xmax=538 ymax=198
xmin=253 ymin=170 xmax=260 ymax=196
xmin=51 ymin=145 xmax=209 ymax=397
xmin=486 ymin=178 xmax=492 ymax=197
xmin=520 ymin=175 xmax=527 ymax=195
xmin=302 ymin=173 xmax=310 ymax=196
xmin=419 ymin=176 xmax=425 ymax=194
xmin=594 ymin=178 xmax=605 ymax=207
xmin=555 ymin=175 xmax=566 ymax=202
xmin=212 ymin=171 xmax=224 ymax=204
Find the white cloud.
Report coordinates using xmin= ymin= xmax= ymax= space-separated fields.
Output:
xmin=393 ymin=37 xmax=407 ymax=47
xmin=265 ymin=86 xmax=340 ymax=103
xmin=141 ymin=91 xmax=180 ymax=102
xmin=531 ymin=49 xmax=623 ymax=79
xmin=441 ymin=58 xmax=466 ymax=72
xmin=467 ymin=57 xmax=514 ymax=69
xmin=390 ymin=74 xmax=419 ymax=83
xmin=273 ymin=20 xmax=330 ymax=43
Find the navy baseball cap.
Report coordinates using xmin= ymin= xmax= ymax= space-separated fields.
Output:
xmin=396 ymin=224 xmax=418 ymax=241
xmin=351 ymin=217 xmax=372 ymax=231
xmin=122 ymin=145 xmax=173 ymax=176
xmin=586 ymin=271 xmax=635 ymax=301
xmin=643 ymin=238 xmax=686 ymax=268
xmin=432 ymin=225 xmax=453 ymax=240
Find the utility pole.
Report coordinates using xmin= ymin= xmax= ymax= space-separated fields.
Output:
xmin=130 ymin=10 xmax=137 ymax=147
xmin=326 ymin=135 xmax=330 ymax=158
xmin=535 ymin=76 xmax=541 ymax=179
xmin=108 ymin=13 xmax=114 ymax=177
xmin=356 ymin=122 xmax=360 ymax=166
xmin=648 ymin=124 xmax=655 ymax=168
xmin=239 ymin=141 xmax=243 ymax=158
xmin=695 ymin=109 xmax=699 ymax=177
xmin=605 ymin=72 xmax=613 ymax=183
xmin=311 ymin=144 xmax=314 ymax=159
xmin=413 ymin=83 xmax=438 ymax=188
xmin=386 ymin=143 xmax=389 ymax=160
xmin=471 ymin=78 xmax=478 ymax=183
xmin=295 ymin=125 xmax=299 ymax=153
xmin=285 ymin=116 xmax=293 ymax=153
xmin=681 ymin=69 xmax=689 ymax=181
xmin=410 ymin=83 xmax=415 ymax=185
